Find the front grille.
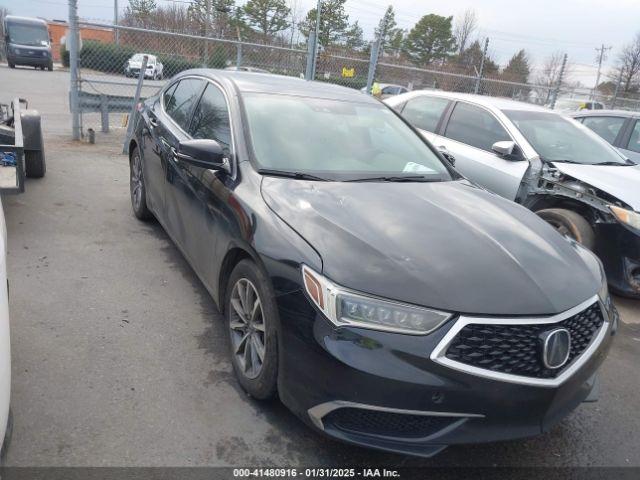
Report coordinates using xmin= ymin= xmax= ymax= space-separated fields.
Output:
xmin=324 ymin=408 xmax=455 ymax=439
xmin=445 ymin=302 xmax=604 ymax=379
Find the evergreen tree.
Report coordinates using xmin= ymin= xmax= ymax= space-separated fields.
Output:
xmin=242 ymin=0 xmax=291 ymax=37
xmin=502 ymin=49 xmax=530 ymax=83
xmin=299 ymin=0 xmax=349 ymax=48
xmin=403 ymin=14 xmax=456 ymax=65
xmin=374 ymin=6 xmax=401 ymax=51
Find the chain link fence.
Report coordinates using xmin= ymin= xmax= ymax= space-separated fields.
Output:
xmin=66 ymin=17 xmax=640 ymax=138
xmin=73 ymin=22 xmax=308 ymax=135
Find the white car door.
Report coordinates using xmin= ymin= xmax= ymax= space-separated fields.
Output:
xmin=433 ymin=101 xmax=529 ymax=200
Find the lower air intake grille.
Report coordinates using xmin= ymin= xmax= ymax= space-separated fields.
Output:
xmin=324 ymin=408 xmax=455 ymax=438
xmin=445 ymin=302 xmax=604 ymax=379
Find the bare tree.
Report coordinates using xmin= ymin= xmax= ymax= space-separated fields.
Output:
xmin=534 ymin=52 xmax=572 ymax=104
xmin=614 ymin=33 xmax=640 ymax=94
xmin=453 ymin=9 xmax=477 ymax=55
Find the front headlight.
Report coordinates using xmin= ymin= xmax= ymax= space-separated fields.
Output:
xmin=302 ymin=265 xmax=452 ymax=335
xmin=610 ymin=205 xmax=640 ymax=231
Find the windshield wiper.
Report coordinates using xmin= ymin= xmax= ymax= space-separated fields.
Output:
xmin=548 ymin=159 xmax=583 ymax=164
xmin=592 ymin=160 xmax=636 ymax=166
xmin=257 ymin=168 xmax=329 ymax=181
xmin=345 ymin=175 xmax=441 ymax=183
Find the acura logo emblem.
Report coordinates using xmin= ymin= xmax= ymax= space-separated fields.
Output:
xmin=540 ymin=328 xmax=571 ymax=369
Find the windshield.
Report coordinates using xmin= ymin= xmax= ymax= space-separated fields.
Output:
xmin=7 ymin=23 xmax=49 ymax=46
xmin=504 ymin=110 xmax=629 ymax=165
xmin=243 ymin=94 xmax=452 ymax=181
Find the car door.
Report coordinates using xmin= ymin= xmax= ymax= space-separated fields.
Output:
xmin=579 ymin=115 xmax=628 ymax=148
xmin=433 ymin=101 xmax=529 ymax=200
xmin=619 ymin=119 xmax=640 ymax=163
xmin=140 ymin=81 xmax=178 ymax=218
xmin=158 ymin=77 xmax=206 ymax=253
xmin=398 ymin=95 xmax=451 ymax=143
xmin=176 ymin=81 xmax=235 ymax=287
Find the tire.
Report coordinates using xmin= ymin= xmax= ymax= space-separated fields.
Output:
xmin=537 ymin=208 xmax=595 ymax=250
xmin=8 ymin=62 xmax=15 ymax=69
xmin=25 ymin=150 xmax=46 ymax=178
xmin=129 ymin=146 xmax=153 ymax=221
xmin=47 ymin=63 xmax=53 ymax=71
xmin=225 ymin=259 xmax=278 ymax=400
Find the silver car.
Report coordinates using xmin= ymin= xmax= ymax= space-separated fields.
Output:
xmin=571 ymin=110 xmax=640 ymax=163
xmin=385 ymin=91 xmax=640 ymax=298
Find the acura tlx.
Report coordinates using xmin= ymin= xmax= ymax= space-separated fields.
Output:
xmin=128 ymin=70 xmax=617 ymax=457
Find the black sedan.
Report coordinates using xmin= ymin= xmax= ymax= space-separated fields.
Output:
xmin=128 ymin=70 xmax=616 ymax=457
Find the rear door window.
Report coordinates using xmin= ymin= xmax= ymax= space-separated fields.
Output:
xmin=444 ymin=102 xmax=511 ymax=151
xmin=626 ymin=121 xmax=640 ymax=153
xmin=402 ymin=96 xmax=450 ymax=133
xmin=581 ymin=116 xmax=626 ymax=144
xmin=164 ymin=78 xmax=204 ymax=131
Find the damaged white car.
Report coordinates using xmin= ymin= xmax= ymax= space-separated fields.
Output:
xmin=386 ymin=91 xmax=640 ymax=297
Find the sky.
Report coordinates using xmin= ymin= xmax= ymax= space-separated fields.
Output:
xmin=2 ymin=0 xmax=639 ymax=86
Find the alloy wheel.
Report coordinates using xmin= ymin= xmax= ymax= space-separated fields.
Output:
xmin=229 ymin=278 xmax=266 ymax=380
xmin=131 ymin=152 xmax=143 ymax=211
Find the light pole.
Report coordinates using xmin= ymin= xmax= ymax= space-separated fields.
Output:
xmin=114 ymin=0 xmax=119 ymax=45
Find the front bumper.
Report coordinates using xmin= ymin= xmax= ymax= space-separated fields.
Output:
xmin=595 ymin=223 xmax=640 ymax=298
xmin=8 ymin=53 xmax=51 ymax=67
xmin=275 ymin=290 xmax=616 ymax=457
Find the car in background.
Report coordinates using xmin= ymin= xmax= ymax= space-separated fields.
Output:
xmin=224 ymin=66 xmax=270 ymax=73
xmin=386 ymin=90 xmax=640 ymax=298
xmin=124 ymin=54 xmax=164 ymax=80
xmin=552 ymin=98 xmax=605 ymax=112
xmin=127 ymin=70 xmax=615 ymax=457
xmin=360 ymin=83 xmax=410 ymax=98
xmin=571 ymin=110 xmax=640 ymax=163
xmin=3 ymin=16 xmax=53 ymax=71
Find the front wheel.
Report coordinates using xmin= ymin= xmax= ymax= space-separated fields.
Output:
xmin=225 ymin=260 xmax=278 ymax=400
xmin=537 ymin=208 xmax=595 ymax=250
xmin=130 ymin=146 xmax=152 ymax=220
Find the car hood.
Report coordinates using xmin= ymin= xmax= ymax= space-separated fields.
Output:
xmin=261 ymin=178 xmax=600 ymax=315
xmin=552 ymin=162 xmax=640 ymax=211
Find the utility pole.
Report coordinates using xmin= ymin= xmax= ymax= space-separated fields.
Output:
xmin=311 ymin=0 xmax=321 ymax=80
xmin=591 ymin=44 xmax=612 ymax=100
xmin=203 ymin=0 xmax=211 ymax=65
xmin=550 ymin=53 xmax=568 ymax=110
xmin=611 ymin=68 xmax=624 ymax=109
xmin=69 ymin=0 xmax=80 ymax=140
xmin=474 ymin=37 xmax=489 ymax=94
xmin=114 ymin=0 xmax=119 ymax=45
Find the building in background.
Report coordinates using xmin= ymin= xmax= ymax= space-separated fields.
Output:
xmin=47 ymin=20 xmax=113 ymax=62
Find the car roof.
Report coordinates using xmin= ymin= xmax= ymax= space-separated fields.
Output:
xmin=175 ymin=69 xmax=378 ymax=103
xmin=570 ymin=109 xmax=640 ymax=118
xmin=5 ymin=15 xmax=48 ymax=26
xmin=386 ymin=90 xmax=552 ymax=114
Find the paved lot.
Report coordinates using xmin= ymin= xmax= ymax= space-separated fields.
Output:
xmin=1 ymin=64 xmax=640 ymax=467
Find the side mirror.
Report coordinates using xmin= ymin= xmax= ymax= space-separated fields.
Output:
xmin=437 ymin=146 xmax=455 ymax=166
xmin=176 ymin=139 xmax=230 ymax=173
xmin=492 ymin=141 xmax=519 ymax=158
